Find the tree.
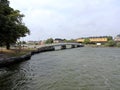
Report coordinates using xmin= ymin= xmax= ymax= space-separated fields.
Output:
xmin=105 ymin=40 xmax=116 ymax=47
xmin=68 ymin=39 xmax=76 ymax=43
xmin=22 ymin=41 xmax=26 ymax=44
xmin=45 ymin=38 xmax=53 ymax=44
xmin=63 ymin=39 xmax=76 ymax=43
xmin=107 ymin=36 xmax=113 ymax=41
xmin=116 ymin=42 xmax=120 ymax=47
xmin=0 ymin=0 xmax=30 ymax=49
xmin=84 ymin=38 xmax=90 ymax=44
xmin=0 ymin=0 xmax=9 ymax=6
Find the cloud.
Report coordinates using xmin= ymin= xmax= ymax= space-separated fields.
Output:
xmin=9 ymin=0 xmax=120 ymax=40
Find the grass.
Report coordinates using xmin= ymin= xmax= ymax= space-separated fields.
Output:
xmin=0 ymin=48 xmax=36 ymax=57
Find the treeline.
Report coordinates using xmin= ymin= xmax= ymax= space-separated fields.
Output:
xmin=105 ymin=40 xmax=120 ymax=47
xmin=45 ymin=38 xmax=76 ymax=44
xmin=0 ymin=0 xmax=30 ymax=49
xmin=82 ymin=36 xmax=120 ymax=47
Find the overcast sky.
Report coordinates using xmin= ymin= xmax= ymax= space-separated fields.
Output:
xmin=9 ymin=0 xmax=120 ymax=41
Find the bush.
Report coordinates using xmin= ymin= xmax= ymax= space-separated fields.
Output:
xmin=116 ymin=42 xmax=120 ymax=47
xmin=105 ymin=40 xmax=116 ymax=47
xmin=84 ymin=38 xmax=90 ymax=44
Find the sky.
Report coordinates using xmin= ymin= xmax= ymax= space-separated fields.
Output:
xmin=9 ymin=0 xmax=120 ymax=41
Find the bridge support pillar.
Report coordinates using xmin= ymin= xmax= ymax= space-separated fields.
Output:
xmin=77 ymin=45 xmax=81 ymax=47
xmin=61 ymin=45 xmax=66 ymax=50
xmin=77 ymin=45 xmax=84 ymax=47
xmin=71 ymin=45 xmax=75 ymax=48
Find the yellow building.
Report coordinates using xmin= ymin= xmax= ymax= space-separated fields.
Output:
xmin=76 ymin=38 xmax=84 ymax=43
xmin=76 ymin=36 xmax=108 ymax=43
xmin=90 ymin=37 xmax=108 ymax=42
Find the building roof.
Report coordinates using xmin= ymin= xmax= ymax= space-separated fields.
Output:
xmin=54 ymin=38 xmax=64 ymax=41
xmin=77 ymin=36 xmax=110 ymax=39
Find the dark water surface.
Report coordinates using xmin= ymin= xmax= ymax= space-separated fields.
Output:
xmin=0 ymin=47 xmax=120 ymax=90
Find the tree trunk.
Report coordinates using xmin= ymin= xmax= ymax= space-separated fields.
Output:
xmin=6 ymin=43 xmax=10 ymax=50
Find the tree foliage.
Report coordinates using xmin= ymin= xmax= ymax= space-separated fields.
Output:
xmin=107 ymin=36 xmax=113 ymax=41
xmin=0 ymin=0 xmax=30 ymax=49
xmin=105 ymin=40 xmax=116 ymax=47
xmin=45 ymin=38 xmax=53 ymax=44
xmin=63 ymin=39 xmax=76 ymax=43
xmin=84 ymin=38 xmax=90 ymax=44
xmin=116 ymin=42 xmax=120 ymax=47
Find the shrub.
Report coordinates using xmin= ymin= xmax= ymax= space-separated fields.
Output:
xmin=84 ymin=38 xmax=90 ymax=44
xmin=116 ymin=42 xmax=120 ymax=47
xmin=105 ymin=40 xmax=116 ymax=47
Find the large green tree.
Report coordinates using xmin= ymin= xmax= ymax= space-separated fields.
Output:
xmin=0 ymin=0 xmax=30 ymax=49
xmin=45 ymin=38 xmax=53 ymax=44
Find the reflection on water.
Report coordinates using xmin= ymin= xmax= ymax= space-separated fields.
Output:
xmin=0 ymin=47 xmax=120 ymax=90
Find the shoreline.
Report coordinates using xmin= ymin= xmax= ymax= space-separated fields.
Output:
xmin=84 ymin=44 xmax=120 ymax=48
xmin=0 ymin=46 xmax=55 ymax=68
xmin=1 ymin=44 xmax=119 ymax=68
xmin=1 ymin=44 xmax=80 ymax=68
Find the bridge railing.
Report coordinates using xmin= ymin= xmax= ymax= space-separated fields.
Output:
xmin=27 ymin=43 xmax=83 ymax=49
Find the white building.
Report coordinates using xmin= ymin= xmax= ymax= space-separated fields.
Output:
xmin=114 ymin=34 xmax=120 ymax=42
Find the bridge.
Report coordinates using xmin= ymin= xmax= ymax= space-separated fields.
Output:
xmin=44 ymin=43 xmax=83 ymax=49
xmin=34 ymin=43 xmax=84 ymax=53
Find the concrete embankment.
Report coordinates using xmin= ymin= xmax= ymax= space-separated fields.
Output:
xmin=0 ymin=46 xmax=55 ymax=68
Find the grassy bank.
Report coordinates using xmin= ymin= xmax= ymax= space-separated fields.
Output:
xmin=0 ymin=48 xmax=36 ymax=58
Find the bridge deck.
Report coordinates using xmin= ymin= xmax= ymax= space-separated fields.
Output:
xmin=41 ymin=43 xmax=83 ymax=47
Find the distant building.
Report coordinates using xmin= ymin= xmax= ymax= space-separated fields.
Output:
xmin=76 ymin=38 xmax=84 ymax=43
xmin=39 ymin=40 xmax=45 ymax=45
xmin=54 ymin=38 xmax=64 ymax=43
xmin=27 ymin=41 xmax=41 ymax=45
xmin=89 ymin=36 xmax=108 ymax=43
xmin=114 ymin=34 xmax=120 ymax=42
xmin=76 ymin=36 xmax=109 ymax=43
